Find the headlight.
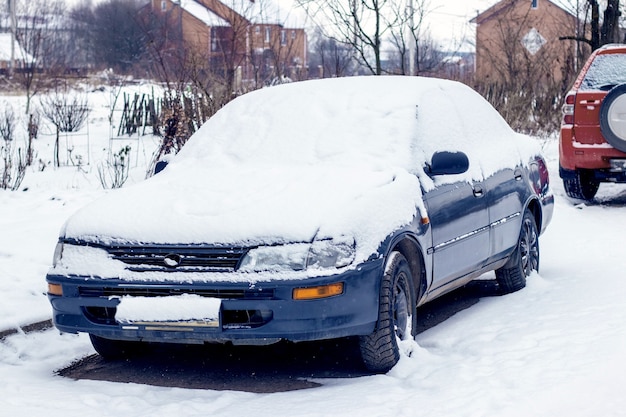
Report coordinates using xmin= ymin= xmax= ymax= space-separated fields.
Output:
xmin=239 ymin=243 xmax=310 ymax=272
xmin=239 ymin=238 xmax=355 ymax=272
xmin=52 ymin=241 xmax=65 ymax=267
xmin=49 ymin=241 xmax=124 ymax=276
xmin=307 ymin=237 xmax=355 ymax=269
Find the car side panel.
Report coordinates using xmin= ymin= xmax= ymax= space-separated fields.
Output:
xmin=483 ymin=167 xmax=526 ymax=263
xmin=423 ymin=180 xmax=490 ymax=293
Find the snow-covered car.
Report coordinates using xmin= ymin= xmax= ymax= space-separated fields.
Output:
xmin=559 ymin=44 xmax=626 ymax=200
xmin=46 ymin=76 xmax=553 ymax=373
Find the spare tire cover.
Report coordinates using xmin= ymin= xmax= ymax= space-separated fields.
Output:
xmin=600 ymin=83 xmax=626 ymax=152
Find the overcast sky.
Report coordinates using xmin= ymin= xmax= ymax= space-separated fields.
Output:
xmin=425 ymin=0 xmax=497 ymax=48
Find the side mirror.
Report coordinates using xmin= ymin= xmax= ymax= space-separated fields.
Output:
xmin=154 ymin=160 xmax=168 ymax=175
xmin=427 ymin=151 xmax=469 ymax=176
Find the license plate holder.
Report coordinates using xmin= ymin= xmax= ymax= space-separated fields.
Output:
xmin=115 ymin=294 xmax=221 ymax=330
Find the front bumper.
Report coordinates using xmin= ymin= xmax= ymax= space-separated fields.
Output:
xmin=46 ymin=260 xmax=383 ymax=345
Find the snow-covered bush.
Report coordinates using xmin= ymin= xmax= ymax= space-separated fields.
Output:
xmin=40 ymin=92 xmax=90 ymax=167
xmin=0 ymin=105 xmax=27 ymax=191
xmin=97 ymin=145 xmax=131 ymax=189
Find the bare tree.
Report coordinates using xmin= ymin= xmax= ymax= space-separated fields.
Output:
xmin=70 ymin=0 xmax=145 ymax=72
xmin=298 ymin=0 xmax=406 ymax=74
xmin=0 ymin=105 xmax=27 ymax=190
xmin=12 ymin=0 xmax=66 ymax=114
xmin=308 ymin=28 xmax=355 ymax=78
xmin=559 ymin=0 xmax=624 ymax=51
xmin=386 ymin=0 xmax=434 ymax=75
xmin=39 ymin=91 xmax=90 ymax=168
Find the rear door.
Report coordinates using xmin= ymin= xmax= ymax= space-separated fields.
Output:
xmin=483 ymin=167 xmax=525 ymax=262
xmin=423 ymin=178 xmax=490 ymax=297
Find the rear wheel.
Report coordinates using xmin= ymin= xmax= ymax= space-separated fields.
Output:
xmin=563 ymin=169 xmax=599 ymax=200
xmin=89 ymin=334 xmax=143 ymax=360
xmin=359 ymin=251 xmax=416 ymax=373
xmin=496 ymin=210 xmax=539 ymax=294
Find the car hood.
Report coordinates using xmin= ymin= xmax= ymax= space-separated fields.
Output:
xmin=61 ymin=164 xmax=423 ymax=264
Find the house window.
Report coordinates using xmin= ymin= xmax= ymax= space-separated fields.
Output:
xmin=291 ymin=30 xmax=296 ymax=40
xmin=161 ymin=0 xmax=166 ymax=11
xmin=281 ymin=30 xmax=286 ymax=45
xmin=531 ymin=0 xmax=538 ymax=9
xmin=211 ymin=27 xmax=218 ymax=52
xmin=265 ymin=27 xmax=271 ymax=43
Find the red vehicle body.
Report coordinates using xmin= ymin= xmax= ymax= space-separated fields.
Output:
xmin=559 ymin=44 xmax=626 ymax=200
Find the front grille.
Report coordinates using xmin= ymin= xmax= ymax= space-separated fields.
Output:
xmin=102 ymin=244 xmax=249 ymax=272
xmin=78 ymin=286 xmax=275 ymax=300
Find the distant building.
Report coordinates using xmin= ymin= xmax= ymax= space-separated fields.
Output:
xmin=148 ymin=0 xmax=307 ymax=86
xmin=0 ymin=32 xmax=33 ymax=73
xmin=471 ymin=0 xmax=580 ymax=86
xmin=439 ymin=52 xmax=475 ymax=81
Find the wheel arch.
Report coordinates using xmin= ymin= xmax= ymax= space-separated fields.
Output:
xmin=387 ymin=235 xmax=427 ymax=302
xmin=526 ymin=197 xmax=542 ymax=232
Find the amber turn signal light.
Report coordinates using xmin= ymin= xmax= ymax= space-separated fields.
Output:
xmin=47 ymin=283 xmax=63 ymax=296
xmin=293 ymin=283 xmax=344 ymax=300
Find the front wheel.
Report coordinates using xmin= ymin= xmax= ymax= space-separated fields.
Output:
xmin=495 ymin=210 xmax=539 ymax=294
xmin=359 ymin=251 xmax=416 ymax=373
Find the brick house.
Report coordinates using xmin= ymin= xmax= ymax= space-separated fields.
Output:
xmin=149 ymin=0 xmax=307 ymax=86
xmin=471 ymin=0 xmax=581 ymax=86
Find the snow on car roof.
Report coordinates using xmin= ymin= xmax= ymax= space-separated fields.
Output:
xmin=175 ymin=76 xmax=512 ymax=171
xmin=58 ymin=76 xmax=542 ymax=270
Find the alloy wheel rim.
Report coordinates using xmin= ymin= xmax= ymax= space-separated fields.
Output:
xmin=393 ymin=276 xmax=409 ymax=340
xmin=520 ymin=218 xmax=539 ymax=276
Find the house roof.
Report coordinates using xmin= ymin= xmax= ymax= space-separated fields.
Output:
xmin=470 ymin=0 xmax=574 ymax=25
xmin=190 ymin=0 xmax=306 ymax=28
xmin=225 ymin=0 xmax=306 ymax=27
xmin=181 ymin=0 xmax=230 ymax=27
xmin=0 ymin=32 xmax=33 ymax=63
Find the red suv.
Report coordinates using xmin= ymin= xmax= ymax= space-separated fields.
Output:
xmin=559 ymin=44 xmax=626 ymax=200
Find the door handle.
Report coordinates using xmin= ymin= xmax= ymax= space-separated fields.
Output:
xmin=514 ymin=169 xmax=523 ymax=181
xmin=473 ymin=185 xmax=484 ymax=197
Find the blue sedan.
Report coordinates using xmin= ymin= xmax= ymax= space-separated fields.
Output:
xmin=46 ymin=76 xmax=553 ymax=373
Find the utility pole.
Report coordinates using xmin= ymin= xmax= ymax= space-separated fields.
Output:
xmin=9 ymin=0 xmax=16 ymax=74
xmin=408 ymin=0 xmax=414 ymax=75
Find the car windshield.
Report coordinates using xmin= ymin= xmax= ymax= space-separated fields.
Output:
xmin=580 ymin=53 xmax=626 ymax=91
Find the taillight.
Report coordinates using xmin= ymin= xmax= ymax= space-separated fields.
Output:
xmin=537 ymin=158 xmax=550 ymax=194
xmin=561 ymin=92 xmax=575 ymax=125
xmin=530 ymin=158 xmax=550 ymax=195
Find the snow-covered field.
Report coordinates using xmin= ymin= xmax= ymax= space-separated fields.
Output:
xmin=1 ymin=81 xmax=626 ymax=416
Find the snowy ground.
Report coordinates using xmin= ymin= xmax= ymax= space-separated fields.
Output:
xmin=2 ymin=83 xmax=626 ymax=416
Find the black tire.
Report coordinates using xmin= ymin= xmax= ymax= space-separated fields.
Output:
xmin=359 ymin=251 xmax=416 ymax=373
xmin=496 ymin=210 xmax=539 ymax=294
xmin=600 ymin=84 xmax=626 ymax=152
xmin=89 ymin=334 xmax=143 ymax=360
xmin=563 ymin=169 xmax=599 ymax=200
